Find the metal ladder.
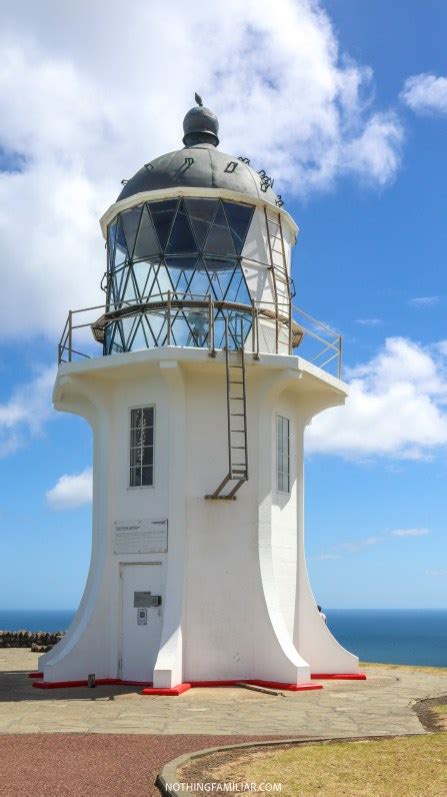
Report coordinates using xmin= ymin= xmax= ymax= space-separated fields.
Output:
xmin=264 ymin=208 xmax=293 ymax=353
xmin=205 ymin=317 xmax=248 ymax=500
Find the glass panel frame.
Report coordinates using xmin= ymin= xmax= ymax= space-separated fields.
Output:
xmin=129 ymin=406 xmax=155 ymax=488
xmin=276 ymin=415 xmax=290 ymax=494
xmin=104 ymin=197 xmax=256 ymax=355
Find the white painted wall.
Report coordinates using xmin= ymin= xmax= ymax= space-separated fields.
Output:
xmin=39 ymin=348 xmax=359 ymax=686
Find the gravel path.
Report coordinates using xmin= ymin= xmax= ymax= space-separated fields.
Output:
xmin=0 ymin=733 xmax=285 ymax=797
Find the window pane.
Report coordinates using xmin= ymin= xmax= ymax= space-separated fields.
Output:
xmin=277 ymin=415 xmax=290 ymax=493
xmin=166 ymin=205 xmax=197 ymax=253
xmin=121 ymin=206 xmax=143 ymax=258
xmin=130 ymin=448 xmax=139 ymax=467
xmin=130 ymin=467 xmax=140 ymax=487
xmin=131 ymin=408 xmax=141 ymax=428
xmin=149 ymin=199 xmax=179 ymax=250
xmin=184 ymin=198 xmax=217 ymax=249
xmin=133 ymin=206 xmax=160 ymax=259
xmin=142 ymin=446 xmax=153 ymax=466
xmin=142 ymin=466 xmax=153 ymax=486
xmin=131 ymin=428 xmax=142 ymax=448
xmin=222 ymin=202 xmax=254 ymax=255
xmin=142 ymin=407 xmax=153 ymax=427
xmin=130 ymin=406 xmax=154 ymax=487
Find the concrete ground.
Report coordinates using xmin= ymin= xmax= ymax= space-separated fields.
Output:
xmin=1 ymin=650 xmax=446 ymax=737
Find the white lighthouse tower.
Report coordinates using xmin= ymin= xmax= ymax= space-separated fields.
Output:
xmin=38 ymin=100 xmax=360 ymax=691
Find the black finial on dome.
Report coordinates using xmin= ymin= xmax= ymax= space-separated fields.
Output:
xmin=183 ymin=97 xmax=219 ymax=148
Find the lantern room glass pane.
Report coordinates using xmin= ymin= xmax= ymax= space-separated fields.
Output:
xmin=133 ymin=206 xmax=160 ymax=259
xmin=185 ymin=198 xmax=218 ymax=249
xmin=204 ymin=204 xmax=236 ymax=255
xmin=166 ymin=201 xmax=197 ymax=253
xmin=149 ymin=199 xmax=179 ymax=250
xmin=222 ymin=202 xmax=254 ymax=254
xmin=121 ymin=206 xmax=143 ymax=258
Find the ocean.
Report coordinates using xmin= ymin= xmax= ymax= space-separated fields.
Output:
xmin=328 ymin=609 xmax=447 ymax=668
xmin=0 ymin=608 xmax=446 ymax=667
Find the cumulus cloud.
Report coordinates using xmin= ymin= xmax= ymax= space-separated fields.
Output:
xmin=46 ymin=467 xmax=93 ymax=510
xmin=401 ymin=73 xmax=447 ymax=115
xmin=317 ymin=528 xmax=430 ymax=560
xmin=355 ymin=318 xmax=382 ymax=326
xmin=391 ymin=528 xmax=430 ymax=538
xmin=306 ymin=337 xmax=447 ymax=460
xmin=0 ymin=0 xmax=403 ymax=340
xmin=0 ymin=366 xmax=55 ymax=456
xmin=409 ymin=296 xmax=440 ymax=307
xmin=314 ymin=553 xmax=343 ymax=561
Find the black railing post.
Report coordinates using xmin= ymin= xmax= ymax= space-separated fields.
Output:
xmin=68 ymin=311 xmax=73 ymax=362
xmin=167 ymin=290 xmax=171 ymax=345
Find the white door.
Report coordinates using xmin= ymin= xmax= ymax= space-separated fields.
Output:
xmin=120 ymin=563 xmax=163 ymax=682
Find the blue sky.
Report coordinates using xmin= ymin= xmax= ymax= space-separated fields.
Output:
xmin=0 ymin=0 xmax=446 ymax=610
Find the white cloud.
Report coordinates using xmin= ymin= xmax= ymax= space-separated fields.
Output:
xmin=314 ymin=553 xmax=342 ymax=561
xmin=0 ymin=366 xmax=55 ymax=456
xmin=318 ymin=528 xmax=431 ymax=560
xmin=409 ymin=296 xmax=440 ymax=307
xmin=401 ymin=73 xmax=447 ymax=116
xmin=46 ymin=467 xmax=92 ymax=510
xmin=426 ymin=569 xmax=447 ymax=578
xmin=306 ymin=337 xmax=447 ymax=460
xmin=355 ymin=318 xmax=382 ymax=326
xmin=339 ymin=535 xmax=384 ymax=554
xmin=0 ymin=1 xmax=403 ymax=340
xmin=391 ymin=528 xmax=430 ymax=538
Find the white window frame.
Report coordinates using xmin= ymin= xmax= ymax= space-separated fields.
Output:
xmin=128 ymin=405 xmax=155 ymax=489
xmin=276 ymin=414 xmax=290 ymax=494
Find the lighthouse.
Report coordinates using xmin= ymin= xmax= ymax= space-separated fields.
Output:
xmin=38 ymin=99 xmax=360 ymax=690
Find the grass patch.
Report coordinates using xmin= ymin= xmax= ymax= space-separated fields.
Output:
xmin=245 ymin=736 xmax=447 ymax=797
xmin=201 ymin=736 xmax=447 ymax=797
xmin=435 ymin=704 xmax=447 ymax=714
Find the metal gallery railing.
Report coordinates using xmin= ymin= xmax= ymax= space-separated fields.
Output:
xmin=58 ymin=293 xmax=342 ymax=378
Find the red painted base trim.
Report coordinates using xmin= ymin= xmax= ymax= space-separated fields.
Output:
xmin=142 ymin=679 xmax=322 ymax=696
xmin=190 ymin=679 xmax=322 ymax=691
xmin=30 ymin=673 xmax=364 ymax=694
xmin=311 ymin=673 xmax=367 ymax=680
xmin=252 ymin=680 xmax=322 ymax=692
xmin=32 ymin=678 xmax=151 ymax=690
xmin=142 ymin=683 xmax=192 ymax=696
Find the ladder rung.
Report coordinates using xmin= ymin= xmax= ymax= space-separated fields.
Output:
xmin=230 ymin=413 xmax=244 ymax=416
xmin=229 ymin=380 xmax=243 ymax=385
xmin=231 ymin=446 xmax=246 ymax=449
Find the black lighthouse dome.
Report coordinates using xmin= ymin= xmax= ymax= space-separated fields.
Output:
xmin=117 ymin=98 xmax=278 ymax=205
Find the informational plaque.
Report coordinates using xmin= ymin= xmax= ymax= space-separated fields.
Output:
xmin=113 ymin=518 xmax=168 ymax=554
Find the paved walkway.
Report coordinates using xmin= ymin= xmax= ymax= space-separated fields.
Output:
xmin=1 ymin=650 xmax=446 ymax=737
